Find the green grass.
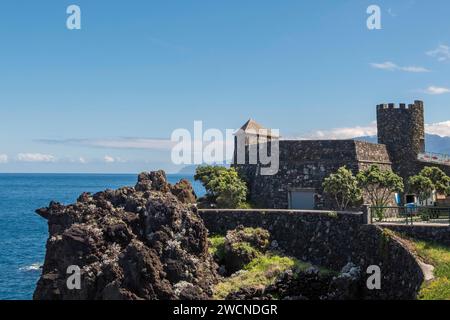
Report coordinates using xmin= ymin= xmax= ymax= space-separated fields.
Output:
xmin=213 ymin=253 xmax=305 ymax=300
xmin=241 ymin=227 xmax=268 ymax=238
xmin=413 ymin=241 xmax=450 ymax=300
xmin=209 ymin=235 xmax=226 ymax=261
xmin=244 ymin=254 xmax=311 ymax=274
xmin=209 ymin=232 xmax=334 ymax=300
xmin=231 ymin=241 xmax=261 ymax=258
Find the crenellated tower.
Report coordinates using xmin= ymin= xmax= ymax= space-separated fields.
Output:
xmin=377 ymin=100 xmax=425 ymax=179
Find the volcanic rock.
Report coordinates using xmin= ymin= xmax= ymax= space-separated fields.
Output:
xmin=33 ymin=171 xmax=217 ymax=300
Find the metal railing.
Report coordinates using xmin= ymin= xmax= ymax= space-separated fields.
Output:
xmin=417 ymin=152 xmax=450 ymax=166
xmin=369 ymin=206 xmax=450 ymax=225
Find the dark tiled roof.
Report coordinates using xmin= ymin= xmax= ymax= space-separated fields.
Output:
xmin=236 ymin=119 xmax=279 ymax=138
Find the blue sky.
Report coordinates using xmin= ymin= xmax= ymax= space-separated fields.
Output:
xmin=1 ymin=0 xmax=450 ymax=173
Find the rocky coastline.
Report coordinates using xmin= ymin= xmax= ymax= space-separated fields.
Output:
xmin=34 ymin=170 xmax=424 ymax=300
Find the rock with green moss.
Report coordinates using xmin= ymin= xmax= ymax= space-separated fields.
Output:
xmin=209 ymin=236 xmax=226 ymax=264
xmin=214 ymin=253 xmax=303 ymax=299
xmin=222 ymin=226 xmax=271 ymax=274
xmin=226 ymin=226 xmax=270 ymax=252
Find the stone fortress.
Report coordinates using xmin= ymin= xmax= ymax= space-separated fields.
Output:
xmin=234 ymin=101 xmax=450 ymax=209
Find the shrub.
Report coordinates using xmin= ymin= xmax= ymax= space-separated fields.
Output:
xmin=195 ymin=165 xmax=248 ymax=208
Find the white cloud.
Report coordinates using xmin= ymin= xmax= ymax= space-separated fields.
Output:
xmin=17 ymin=153 xmax=56 ymax=162
xmin=425 ymin=121 xmax=450 ymax=137
xmin=400 ymin=66 xmax=430 ymax=73
xmin=298 ymin=122 xmax=377 ymax=140
xmin=103 ymin=155 xmax=128 ymax=163
xmin=370 ymin=61 xmax=430 ymax=73
xmin=79 ymin=157 xmax=87 ymax=164
xmin=299 ymin=120 xmax=450 ymax=140
xmin=38 ymin=137 xmax=175 ymax=150
xmin=427 ymin=45 xmax=450 ymax=62
xmin=0 ymin=154 xmax=8 ymax=163
xmin=104 ymin=155 xmax=115 ymax=163
xmin=423 ymin=86 xmax=450 ymax=95
xmin=370 ymin=61 xmax=397 ymax=71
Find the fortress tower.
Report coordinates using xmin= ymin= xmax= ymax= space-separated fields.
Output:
xmin=377 ymin=100 xmax=425 ymax=179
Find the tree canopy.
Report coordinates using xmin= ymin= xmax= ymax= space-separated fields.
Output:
xmin=407 ymin=166 xmax=450 ymax=205
xmin=322 ymin=166 xmax=362 ymax=210
xmin=408 ymin=175 xmax=434 ymax=205
xmin=195 ymin=165 xmax=248 ymax=209
xmin=357 ymin=165 xmax=404 ymax=207
xmin=418 ymin=167 xmax=450 ymax=196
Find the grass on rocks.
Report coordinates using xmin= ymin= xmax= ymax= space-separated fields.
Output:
xmin=209 ymin=233 xmax=331 ymax=300
xmin=413 ymin=240 xmax=450 ymax=300
xmin=213 ymin=252 xmax=309 ymax=300
xmin=208 ymin=235 xmax=226 ymax=261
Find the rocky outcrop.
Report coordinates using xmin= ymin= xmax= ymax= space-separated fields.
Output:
xmin=170 ymin=179 xmax=197 ymax=204
xmin=34 ymin=171 xmax=217 ymax=300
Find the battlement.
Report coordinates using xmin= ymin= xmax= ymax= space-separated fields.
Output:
xmin=376 ymin=100 xmax=424 ymax=111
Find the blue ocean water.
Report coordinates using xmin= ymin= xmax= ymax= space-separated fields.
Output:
xmin=0 ymin=173 xmax=204 ymax=300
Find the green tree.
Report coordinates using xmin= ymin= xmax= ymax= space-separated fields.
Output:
xmin=408 ymin=175 xmax=434 ymax=205
xmin=194 ymin=165 xmax=228 ymax=198
xmin=322 ymin=166 xmax=362 ymax=210
xmin=357 ymin=165 xmax=404 ymax=221
xmin=195 ymin=165 xmax=248 ymax=208
xmin=195 ymin=165 xmax=228 ymax=185
xmin=418 ymin=167 xmax=450 ymax=196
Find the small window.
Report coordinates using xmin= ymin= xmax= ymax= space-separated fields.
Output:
xmin=289 ymin=190 xmax=316 ymax=210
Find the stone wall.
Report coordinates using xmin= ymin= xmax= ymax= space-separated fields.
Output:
xmin=235 ymin=140 xmax=392 ymax=209
xmin=355 ymin=141 xmax=392 ymax=171
xmin=381 ymin=224 xmax=450 ymax=247
xmin=199 ymin=209 xmax=424 ymax=299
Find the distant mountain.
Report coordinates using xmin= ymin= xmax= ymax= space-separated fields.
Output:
xmin=355 ymin=134 xmax=450 ymax=155
xmin=354 ymin=136 xmax=378 ymax=144
xmin=176 ymin=163 xmax=231 ymax=175
xmin=177 ymin=165 xmax=198 ymax=175
xmin=425 ymin=134 xmax=450 ymax=155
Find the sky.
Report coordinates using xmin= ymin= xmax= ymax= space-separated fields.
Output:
xmin=1 ymin=0 xmax=450 ymax=173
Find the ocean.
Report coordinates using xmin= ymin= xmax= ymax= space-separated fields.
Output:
xmin=0 ymin=173 xmax=205 ymax=300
